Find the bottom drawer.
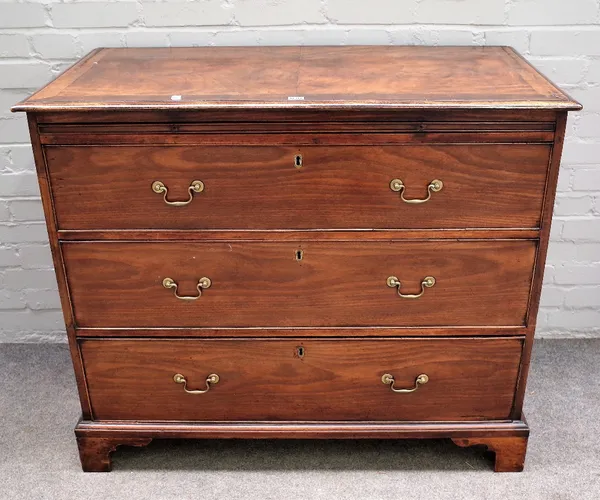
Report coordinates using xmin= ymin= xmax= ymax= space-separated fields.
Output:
xmin=80 ymin=338 xmax=523 ymax=421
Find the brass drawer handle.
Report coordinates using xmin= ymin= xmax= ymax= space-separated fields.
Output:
xmin=152 ymin=180 xmax=204 ymax=206
xmin=390 ymin=178 xmax=443 ymax=204
xmin=387 ymin=276 xmax=435 ymax=299
xmin=173 ymin=373 xmax=220 ymax=394
xmin=162 ymin=277 xmax=211 ymax=300
xmin=382 ymin=373 xmax=429 ymax=393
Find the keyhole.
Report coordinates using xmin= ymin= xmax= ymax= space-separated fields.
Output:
xmin=295 ymin=249 xmax=303 ymax=261
xmin=294 ymin=154 xmax=303 ymax=168
xmin=296 ymin=346 xmax=305 ymax=358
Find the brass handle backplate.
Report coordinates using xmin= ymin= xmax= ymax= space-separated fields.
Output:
xmin=163 ymin=277 xmax=211 ymax=300
xmin=152 ymin=180 xmax=204 ymax=206
xmin=382 ymin=373 xmax=429 ymax=393
xmin=173 ymin=373 xmax=219 ymax=394
xmin=387 ymin=276 xmax=435 ymax=299
xmin=390 ymin=179 xmax=443 ymax=204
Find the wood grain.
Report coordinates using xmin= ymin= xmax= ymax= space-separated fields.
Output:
xmin=62 ymin=240 xmax=537 ymax=328
xmin=452 ymin=436 xmax=528 ymax=472
xmin=76 ymin=436 xmax=152 ymax=472
xmin=12 ymin=46 xmax=580 ymax=112
xmin=46 ymin=144 xmax=551 ymax=230
xmin=80 ymin=337 xmax=523 ymax=421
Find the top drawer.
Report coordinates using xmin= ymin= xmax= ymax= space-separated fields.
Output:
xmin=45 ymin=143 xmax=550 ymax=231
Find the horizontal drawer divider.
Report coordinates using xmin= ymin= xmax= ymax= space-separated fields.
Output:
xmin=57 ymin=229 xmax=541 ymax=241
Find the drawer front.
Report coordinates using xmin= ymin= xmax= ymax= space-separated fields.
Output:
xmin=46 ymin=144 xmax=550 ymax=230
xmin=63 ymin=241 xmax=536 ymax=328
xmin=80 ymin=338 xmax=523 ymax=421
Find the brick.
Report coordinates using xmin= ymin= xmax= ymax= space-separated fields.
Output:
xmin=562 ymin=218 xmax=600 ymax=241
xmin=408 ymin=29 xmax=474 ymax=46
xmin=553 ymin=195 xmax=594 ymax=216
xmin=143 ymin=1 xmax=231 ymax=27
xmin=416 ymin=0 xmax=504 ymax=24
xmin=0 ymin=3 xmax=47 ymax=28
xmin=0 ymin=290 xmax=25 ymax=310
xmin=549 ymin=219 xmax=563 ymax=241
xmin=300 ymin=30 xmax=348 ymax=46
xmin=574 ymin=243 xmax=600 ymax=261
xmin=211 ymin=30 xmax=260 ymax=46
xmin=545 ymin=242 xmax=577 ymax=264
xmin=527 ymin=58 xmax=587 ymax=86
xmin=556 ymin=167 xmax=572 ymax=192
xmin=9 ymin=200 xmax=45 ymax=222
xmin=539 ymin=285 xmax=565 ymax=307
xmin=0 ymin=310 xmax=64 ymax=334
xmin=545 ymin=309 xmax=600 ymax=329
xmin=18 ymin=245 xmax=54 ymax=269
xmin=51 ymin=3 xmax=138 ymax=28
xmin=125 ymin=31 xmax=170 ymax=48
xmin=0 ymin=173 xmax=39 ymax=196
xmin=482 ymin=30 xmax=529 ymax=54
xmin=565 ymin=287 xmax=600 ymax=307
xmin=4 ymin=146 xmax=36 ymax=174
xmin=507 ymin=0 xmax=598 ymax=25
xmin=2 ymin=268 xmax=58 ymax=290
xmin=389 ymin=28 xmax=418 ymax=45
xmin=542 ymin=264 xmax=555 ymax=284
xmin=31 ymin=34 xmax=78 ymax=60
xmin=587 ymin=60 xmax=600 ymax=84
xmin=0 ymin=90 xmax=31 ymax=118
xmin=236 ymin=0 xmax=325 ymax=26
xmin=568 ymin=86 xmax=600 ymax=112
xmin=562 ymin=140 xmax=600 ymax=164
xmin=24 ymin=289 xmax=61 ymax=310
xmin=0 ymin=224 xmax=49 ymax=244
xmin=0 ymin=35 xmax=30 ymax=58
xmin=572 ymin=168 xmax=600 ymax=190
xmin=345 ymin=29 xmax=391 ymax=46
xmin=0 ymin=248 xmax=19 ymax=267
xmin=576 ymin=113 xmax=600 ymax=138
xmin=77 ymin=33 xmax=124 ymax=55
xmin=0 ymin=62 xmax=54 ymax=90
xmin=327 ymin=0 xmax=417 ymax=24
xmin=257 ymin=30 xmax=306 ymax=46
xmin=530 ymin=30 xmax=600 ymax=56
xmin=169 ymin=31 xmax=216 ymax=47
xmin=0 ymin=201 xmax=9 ymax=222
xmin=554 ymin=263 xmax=600 ymax=285
xmin=0 ymin=115 xmax=30 ymax=144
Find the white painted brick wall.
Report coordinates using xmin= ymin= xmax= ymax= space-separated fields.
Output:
xmin=1 ymin=0 xmax=599 ymax=342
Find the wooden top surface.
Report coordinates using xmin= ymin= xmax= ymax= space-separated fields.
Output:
xmin=12 ymin=46 xmax=581 ymax=112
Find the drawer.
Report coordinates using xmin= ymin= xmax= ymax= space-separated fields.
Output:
xmin=63 ymin=240 xmax=536 ymax=328
xmin=46 ymin=144 xmax=550 ymax=230
xmin=80 ymin=338 xmax=523 ymax=421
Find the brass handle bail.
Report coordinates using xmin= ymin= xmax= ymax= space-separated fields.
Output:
xmin=162 ymin=277 xmax=211 ymax=300
xmin=390 ymin=178 xmax=443 ymax=204
xmin=387 ymin=276 xmax=435 ymax=299
xmin=173 ymin=373 xmax=220 ymax=394
xmin=382 ymin=373 xmax=429 ymax=393
xmin=152 ymin=180 xmax=204 ymax=206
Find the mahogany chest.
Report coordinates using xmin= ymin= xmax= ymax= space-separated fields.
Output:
xmin=12 ymin=46 xmax=581 ymax=472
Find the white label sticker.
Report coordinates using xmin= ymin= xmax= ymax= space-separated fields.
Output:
xmin=170 ymin=95 xmax=182 ymax=101
xmin=287 ymin=96 xmax=305 ymax=101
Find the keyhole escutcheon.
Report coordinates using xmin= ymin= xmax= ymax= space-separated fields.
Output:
xmin=296 ymin=346 xmax=305 ymax=358
xmin=294 ymin=154 xmax=303 ymax=168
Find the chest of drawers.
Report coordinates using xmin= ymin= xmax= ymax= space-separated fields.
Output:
xmin=12 ymin=46 xmax=580 ymax=472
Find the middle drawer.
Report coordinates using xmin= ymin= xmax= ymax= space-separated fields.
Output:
xmin=62 ymin=240 xmax=536 ymax=328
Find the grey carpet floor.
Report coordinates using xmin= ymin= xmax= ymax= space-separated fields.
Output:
xmin=0 ymin=339 xmax=599 ymax=500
